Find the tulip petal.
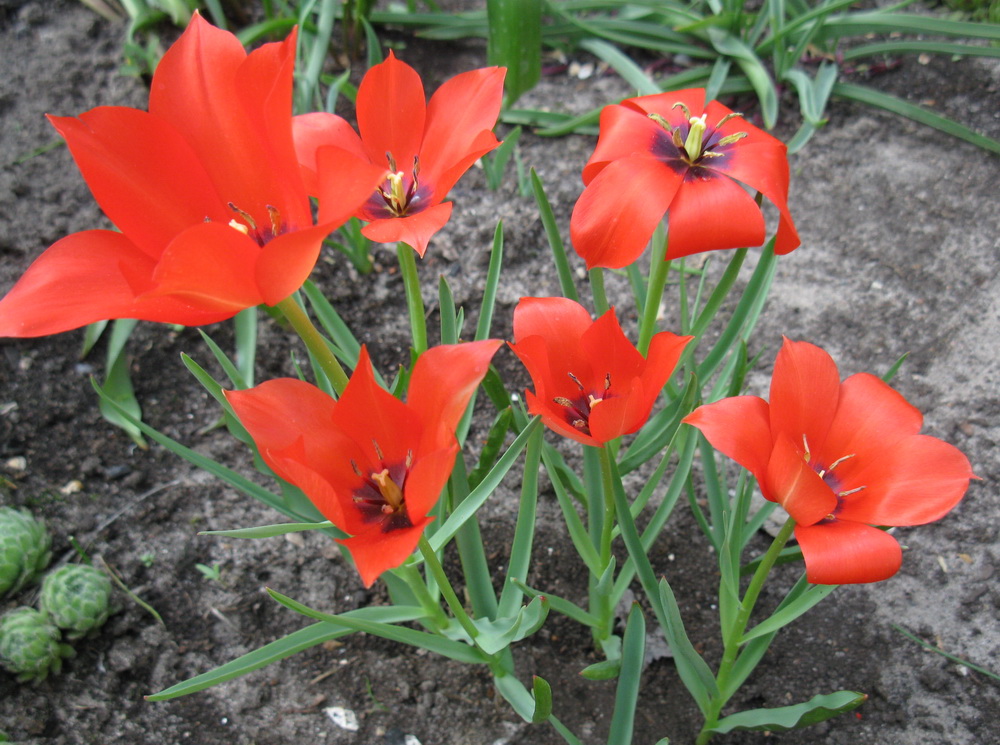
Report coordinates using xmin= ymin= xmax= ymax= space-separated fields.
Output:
xmin=147 ymin=222 xmax=263 ymax=312
xmin=49 ymin=108 xmax=226 ymax=258
xmin=766 ymin=434 xmax=838 ymax=523
xmin=0 ymin=231 xmax=237 ymax=337
xmin=233 ymin=28 xmax=311 ymax=227
xmin=339 ymin=520 xmax=430 ymax=588
xmin=420 ymin=66 xmax=505 ymax=187
xmin=402 ymin=446 xmax=460 ymax=520
xmin=427 ymin=128 xmax=502 ymax=204
xmin=582 ymin=308 xmax=647 ymax=381
xmin=820 ymin=373 xmax=923 ymax=479
xmin=796 ymin=520 xmax=903 ymax=584
xmin=292 ymin=113 xmax=367 ymax=194
xmin=582 ymin=104 xmax=663 ymax=184
xmin=408 ymin=340 xmax=502 ymax=442
xmin=150 ymin=14 xmax=305 ymax=232
xmin=769 ymin=338 xmax=842 ymax=457
xmin=314 ymin=145 xmax=393 ymax=227
xmin=710 ymin=140 xmax=799 ymax=255
xmin=570 ymin=154 xmax=683 ymax=269
xmin=356 ymin=52 xmax=426 ymax=172
xmin=224 ymin=378 xmax=340 ymax=471
xmin=643 ymin=330 xmax=693 ymax=396
xmin=240 ymin=433 xmax=349 ymax=527
xmin=511 ymin=297 xmax=596 ymax=404
xmin=334 ymin=347 xmax=423 ymax=469
xmin=683 ymin=396 xmax=772 ymax=480
xmin=620 ymin=89 xmax=707 ymax=128
xmin=254 ymin=222 xmax=335 ymax=307
xmin=524 ymin=389 xmax=600 ymax=448
xmin=664 ymin=171 xmax=766 ymax=259
xmin=836 ymin=434 xmax=974 ymax=527
xmin=360 ymin=202 xmax=453 ymax=258
xmin=513 ymin=296 xmax=594 ymax=347
xmin=589 ymin=378 xmax=648 ymax=443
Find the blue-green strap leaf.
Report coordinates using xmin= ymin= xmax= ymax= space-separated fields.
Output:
xmin=707 ymin=690 xmax=867 ymax=734
xmin=607 ymin=604 xmax=646 ymax=745
xmin=267 ymin=589 xmax=488 ymax=664
xmin=146 ymin=606 xmax=424 ymax=701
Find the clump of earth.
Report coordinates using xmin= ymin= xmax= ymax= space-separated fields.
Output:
xmin=0 ymin=1 xmax=997 ymax=743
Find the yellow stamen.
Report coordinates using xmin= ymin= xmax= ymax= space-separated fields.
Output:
xmin=648 ymin=112 xmax=672 ymax=131
xmin=715 ymin=112 xmax=745 ymax=129
xmin=716 ymin=132 xmax=748 ymax=147
xmin=228 ymin=202 xmax=257 ymax=230
xmin=827 ymin=453 xmax=856 ymax=472
xmin=371 ymin=468 xmax=404 ymax=510
xmin=671 ymin=102 xmax=692 ymax=120
xmin=266 ymin=204 xmax=282 ymax=237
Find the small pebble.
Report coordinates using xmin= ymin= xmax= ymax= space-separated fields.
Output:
xmin=324 ymin=706 xmax=358 ymax=732
xmin=60 ymin=479 xmax=83 ymax=495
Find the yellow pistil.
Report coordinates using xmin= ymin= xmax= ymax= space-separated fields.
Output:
xmin=683 ymin=114 xmax=708 ymax=160
xmin=385 ymin=170 xmax=408 ymax=214
xmin=371 ymin=468 xmax=404 ymax=511
xmin=648 ymin=105 xmax=749 ymax=165
xmin=228 ymin=219 xmax=250 ymax=236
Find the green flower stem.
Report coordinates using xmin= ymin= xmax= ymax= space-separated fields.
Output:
xmin=395 ymin=563 xmax=450 ymax=630
xmin=696 ymin=516 xmax=797 ymax=745
xmin=597 ymin=445 xmax=618 ymax=568
xmin=589 ymin=267 xmax=609 ymax=316
xmin=274 ymin=296 xmax=349 ymax=395
xmin=418 ymin=534 xmax=480 ymax=643
xmin=589 ymin=443 xmax=620 ymax=645
xmin=397 ymin=243 xmax=428 ymax=356
xmin=637 ymin=224 xmax=670 ymax=356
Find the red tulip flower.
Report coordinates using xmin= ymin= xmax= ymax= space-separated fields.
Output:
xmin=0 ymin=14 xmax=385 ymax=338
xmin=226 ymin=340 xmax=501 ymax=587
xmin=509 ymin=297 xmax=692 ymax=447
xmin=684 ymin=339 xmax=975 ymax=584
xmin=570 ymin=88 xmax=799 ymax=269
xmin=293 ymin=52 xmax=506 ymax=257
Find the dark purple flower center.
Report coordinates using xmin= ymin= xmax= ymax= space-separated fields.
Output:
xmin=802 ymin=435 xmax=866 ymax=520
xmin=350 ymin=444 xmax=413 ymax=533
xmin=226 ymin=202 xmax=284 ymax=246
xmin=554 ymin=372 xmax=613 ymax=435
xmin=367 ymin=152 xmax=431 ymax=219
xmin=648 ymin=104 xmax=747 ymax=174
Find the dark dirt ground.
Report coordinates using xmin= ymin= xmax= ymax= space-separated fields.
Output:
xmin=0 ymin=1 xmax=998 ymax=743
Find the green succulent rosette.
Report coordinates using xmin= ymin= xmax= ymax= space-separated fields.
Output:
xmin=0 ymin=607 xmax=74 ymax=683
xmin=40 ymin=564 xmax=113 ymax=639
xmin=0 ymin=507 xmax=52 ymax=598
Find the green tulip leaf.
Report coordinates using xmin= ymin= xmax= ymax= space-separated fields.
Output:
xmin=707 ymin=691 xmax=867 ymax=734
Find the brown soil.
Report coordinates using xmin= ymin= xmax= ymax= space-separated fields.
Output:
xmin=1 ymin=2 xmax=998 ymax=744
